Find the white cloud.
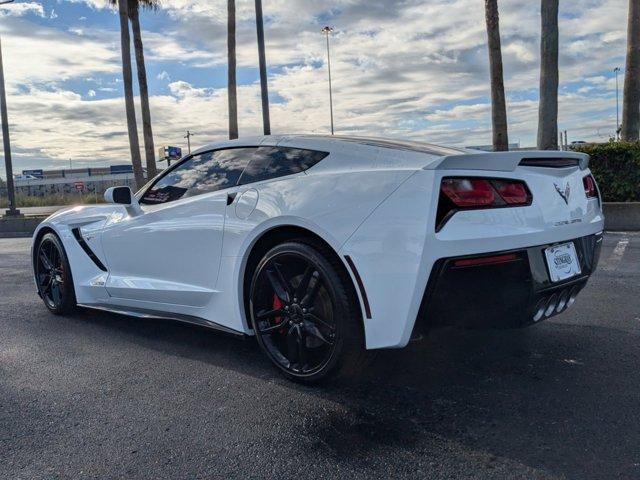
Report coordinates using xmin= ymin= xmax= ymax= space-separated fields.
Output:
xmin=0 ymin=19 xmax=119 ymax=85
xmin=0 ymin=0 xmax=630 ymax=175
xmin=0 ymin=2 xmax=45 ymax=18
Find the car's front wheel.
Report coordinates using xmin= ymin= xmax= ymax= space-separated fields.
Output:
xmin=34 ymin=232 xmax=76 ymax=314
xmin=249 ymin=241 xmax=365 ymax=383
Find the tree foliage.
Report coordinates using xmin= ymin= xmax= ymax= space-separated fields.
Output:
xmin=573 ymin=142 xmax=640 ymax=202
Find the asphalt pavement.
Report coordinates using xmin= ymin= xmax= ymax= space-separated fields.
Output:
xmin=1 ymin=233 xmax=639 ymax=479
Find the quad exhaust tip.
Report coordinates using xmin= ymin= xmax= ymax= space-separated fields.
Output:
xmin=533 ymin=285 xmax=581 ymax=322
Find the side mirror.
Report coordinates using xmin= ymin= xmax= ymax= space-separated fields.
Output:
xmin=104 ymin=186 xmax=142 ymax=216
xmin=104 ymin=186 xmax=133 ymax=205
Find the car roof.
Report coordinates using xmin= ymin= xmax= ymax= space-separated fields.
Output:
xmin=194 ymin=134 xmax=472 ymax=157
xmin=276 ymin=135 xmax=471 ymax=156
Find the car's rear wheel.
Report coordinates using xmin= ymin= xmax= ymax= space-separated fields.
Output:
xmin=249 ymin=241 xmax=365 ymax=383
xmin=35 ymin=232 xmax=76 ymax=314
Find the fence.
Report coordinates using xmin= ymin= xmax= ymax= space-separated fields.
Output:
xmin=14 ymin=173 xmax=138 ymax=198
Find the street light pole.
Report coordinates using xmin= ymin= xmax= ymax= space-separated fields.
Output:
xmin=321 ymin=26 xmax=335 ymax=135
xmin=614 ymin=67 xmax=621 ymax=140
xmin=0 ymin=0 xmax=19 ymax=217
xmin=184 ymin=130 xmax=194 ymax=154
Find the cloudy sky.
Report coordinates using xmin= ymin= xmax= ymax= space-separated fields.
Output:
xmin=0 ymin=0 xmax=626 ymax=175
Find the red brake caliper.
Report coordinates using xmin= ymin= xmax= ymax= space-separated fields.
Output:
xmin=273 ymin=295 xmax=283 ymax=328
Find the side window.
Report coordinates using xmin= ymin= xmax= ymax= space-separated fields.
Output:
xmin=238 ymin=147 xmax=328 ymax=186
xmin=140 ymin=148 xmax=256 ymax=205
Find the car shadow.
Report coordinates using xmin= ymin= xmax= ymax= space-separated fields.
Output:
xmin=65 ymin=306 xmax=639 ymax=479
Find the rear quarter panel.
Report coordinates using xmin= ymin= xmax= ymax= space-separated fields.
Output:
xmin=341 ymin=165 xmax=604 ymax=350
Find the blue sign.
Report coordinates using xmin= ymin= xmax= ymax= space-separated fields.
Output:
xmin=22 ymin=169 xmax=43 ymax=178
xmin=164 ymin=146 xmax=182 ymax=159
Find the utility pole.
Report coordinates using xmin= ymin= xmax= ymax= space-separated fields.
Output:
xmin=321 ymin=26 xmax=335 ymax=135
xmin=255 ymin=0 xmax=271 ymax=135
xmin=614 ymin=67 xmax=621 ymax=140
xmin=0 ymin=0 xmax=19 ymax=217
xmin=184 ymin=130 xmax=194 ymax=154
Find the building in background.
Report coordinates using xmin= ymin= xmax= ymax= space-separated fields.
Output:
xmin=466 ymin=142 xmax=521 ymax=151
xmin=13 ymin=165 xmax=147 ymax=198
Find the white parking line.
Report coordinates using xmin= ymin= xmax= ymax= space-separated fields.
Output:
xmin=602 ymin=237 xmax=630 ymax=271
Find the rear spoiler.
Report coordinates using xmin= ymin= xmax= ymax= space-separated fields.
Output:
xmin=428 ymin=151 xmax=589 ymax=172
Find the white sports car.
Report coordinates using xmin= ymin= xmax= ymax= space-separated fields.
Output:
xmin=32 ymin=135 xmax=604 ymax=382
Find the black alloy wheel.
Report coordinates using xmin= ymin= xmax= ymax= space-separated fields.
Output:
xmin=249 ymin=241 xmax=364 ymax=383
xmin=35 ymin=232 xmax=76 ymax=314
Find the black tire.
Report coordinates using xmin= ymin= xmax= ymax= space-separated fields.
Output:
xmin=249 ymin=240 xmax=366 ymax=383
xmin=34 ymin=232 xmax=77 ymax=314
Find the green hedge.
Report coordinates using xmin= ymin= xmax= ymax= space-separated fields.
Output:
xmin=573 ymin=141 xmax=640 ymax=202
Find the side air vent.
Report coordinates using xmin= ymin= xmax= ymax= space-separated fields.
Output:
xmin=519 ymin=158 xmax=580 ymax=168
xmin=72 ymin=228 xmax=107 ymax=271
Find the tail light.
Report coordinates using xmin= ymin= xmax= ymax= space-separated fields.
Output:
xmin=440 ymin=179 xmax=495 ymax=207
xmin=583 ymin=175 xmax=598 ymax=199
xmin=491 ymin=179 xmax=530 ymax=205
xmin=436 ymin=177 xmax=532 ymax=231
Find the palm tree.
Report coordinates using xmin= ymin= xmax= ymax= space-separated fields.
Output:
xmin=622 ymin=0 xmax=640 ymax=141
xmin=485 ymin=0 xmax=509 ymax=151
xmin=537 ymin=0 xmax=559 ymax=150
xmin=130 ymin=0 xmax=158 ymax=178
xmin=116 ymin=0 xmax=145 ymax=188
xmin=110 ymin=0 xmax=158 ymax=179
xmin=255 ymin=0 xmax=271 ymax=135
xmin=227 ymin=0 xmax=239 ymax=140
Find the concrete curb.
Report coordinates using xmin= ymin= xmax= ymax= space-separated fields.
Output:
xmin=0 ymin=216 xmax=45 ymax=238
xmin=603 ymin=202 xmax=640 ymax=232
xmin=0 ymin=203 xmax=639 ymax=237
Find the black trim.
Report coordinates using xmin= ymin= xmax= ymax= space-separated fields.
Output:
xmin=519 ymin=158 xmax=579 ymax=168
xmin=71 ymin=228 xmax=107 ymax=271
xmin=414 ymin=233 xmax=602 ymax=333
xmin=78 ymin=303 xmax=245 ymax=338
xmin=344 ymin=255 xmax=372 ymax=319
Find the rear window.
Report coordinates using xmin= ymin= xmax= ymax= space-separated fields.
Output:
xmin=238 ymin=147 xmax=328 ymax=186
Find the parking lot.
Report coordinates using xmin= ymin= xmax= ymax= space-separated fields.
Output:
xmin=1 ymin=233 xmax=639 ymax=479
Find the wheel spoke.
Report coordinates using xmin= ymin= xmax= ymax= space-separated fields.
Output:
xmin=295 ymin=266 xmax=316 ymax=301
xmin=50 ymin=282 xmax=62 ymax=304
xmin=37 ymin=272 xmax=50 ymax=286
xmin=258 ymin=320 xmax=287 ymax=334
xmin=41 ymin=276 xmax=53 ymax=294
xmin=305 ymin=312 xmax=335 ymax=331
xmin=296 ymin=324 xmax=307 ymax=370
xmin=300 ymin=274 xmax=321 ymax=307
xmin=256 ymin=308 xmax=284 ymax=321
xmin=266 ymin=265 xmax=291 ymax=303
xmin=286 ymin=324 xmax=299 ymax=366
xmin=304 ymin=320 xmax=334 ymax=345
xmin=39 ymin=251 xmax=53 ymax=271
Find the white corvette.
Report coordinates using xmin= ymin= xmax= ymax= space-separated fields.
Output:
xmin=32 ymin=135 xmax=604 ymax=382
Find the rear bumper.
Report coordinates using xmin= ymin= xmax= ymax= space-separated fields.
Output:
xmin=415 ymin=233 xmax=603 ymax=331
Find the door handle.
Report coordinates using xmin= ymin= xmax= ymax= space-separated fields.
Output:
xmin=227 ymin=192 xmax=237 ymax=206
